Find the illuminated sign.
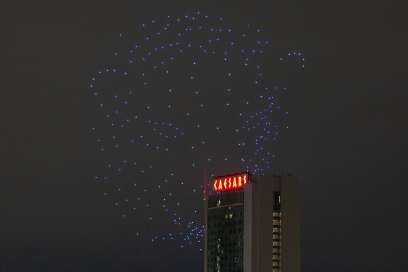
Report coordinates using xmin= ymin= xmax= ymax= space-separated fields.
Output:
xmin=212 ymin=172 xmax=250 ymax=192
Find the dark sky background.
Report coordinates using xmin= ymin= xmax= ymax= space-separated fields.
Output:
xmin=4 ymin=0 xmax=407 ymax=271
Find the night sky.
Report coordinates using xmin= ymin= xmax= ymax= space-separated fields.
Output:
xmin=4 ymin=1 xmax=407 ymax=271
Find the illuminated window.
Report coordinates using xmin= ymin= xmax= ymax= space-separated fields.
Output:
xmin=272 ymin=219 xmax=281 ymax=225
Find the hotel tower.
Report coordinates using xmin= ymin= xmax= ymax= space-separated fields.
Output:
xmin=204 ymin=172 xmax=300 ymax=272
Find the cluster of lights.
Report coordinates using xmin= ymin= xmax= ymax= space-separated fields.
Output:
xmin=89 ymin=10 xmax=304 ymax=250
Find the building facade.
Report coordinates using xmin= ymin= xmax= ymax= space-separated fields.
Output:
xmin=204 ymin=172 xmax=300 ymax=272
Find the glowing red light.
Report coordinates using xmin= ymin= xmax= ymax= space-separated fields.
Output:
xmin=212 ymin=172 xmax=250 ymax=192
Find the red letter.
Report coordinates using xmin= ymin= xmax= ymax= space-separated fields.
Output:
xmin=238 ymin=176 xmax=242 ymax=187
xmin=213 ymin=179 xmax=218 ymax=191
xmin=232 ymin=177 xmax=237 ymax=188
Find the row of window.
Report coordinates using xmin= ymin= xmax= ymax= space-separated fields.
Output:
xmin=272 ymin=249 xmax=281 ymax=253
xmin=272 ymin=204 xmax=281 ymax=271
xmin=272 ymin=220 xmax=281 ymax=226
xmin=272 ymin=234 xmax=281 ymax=240
xmin=272 ymin=227 xmax=281 ymax=233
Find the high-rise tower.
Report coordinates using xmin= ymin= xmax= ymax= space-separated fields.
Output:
xmin=204 ymin=172 xmax=300 ymax=272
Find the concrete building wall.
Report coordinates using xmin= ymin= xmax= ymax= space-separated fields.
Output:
xmin=244 ymin=182 xmax=254 ymax=272
xmin=281 ymin=176 xmax=300 ymax=272
xmin=257 ymin=176 xmax=273 ymax=271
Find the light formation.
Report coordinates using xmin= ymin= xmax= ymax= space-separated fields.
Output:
xmin=89 ymin=10 xmax=304 ymax=251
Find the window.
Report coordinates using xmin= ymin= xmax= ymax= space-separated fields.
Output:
xmin=272 ymin=219 xmax=281 ymax=225
xmin=272 ymin=255 xmax=280 ymax=260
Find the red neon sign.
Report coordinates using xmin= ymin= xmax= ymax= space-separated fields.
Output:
xmin=212 ymin=172 xmax=249 ymax=192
